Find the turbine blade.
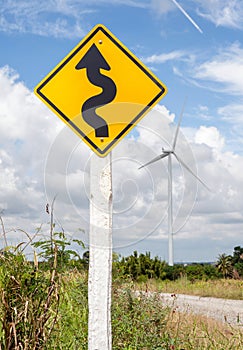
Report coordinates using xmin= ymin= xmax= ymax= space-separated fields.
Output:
xmin=172 ymin=97 xmax=187 ymax=151
xmin=173 ymin=153 xmax=210 ymax=191
xmin=138 ymin=153 xmax=168 ymax=169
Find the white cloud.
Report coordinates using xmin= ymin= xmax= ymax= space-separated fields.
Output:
xmin=193 ymin=43 xmax=243 ymax=95
xmin=107 ymin=0 xmax=149 ymax=7
xmin=144 ymin=42 xmax=243 ymax=98
xmin=1 ymin=65 xmax=243 ymax=262
xmin=195 ymin=0 xmax=243 ymax=29
xmin=143 ymin=50 xmax=187 ymax=64
xmin=0 ymin=0 xmax=149 ymax=38
xmin=218 ymin=103 xmax=243 ymax=124
xmin=195 ymin=126 xmax=225 ymax=150
xmin=215 ymin=102 xmax=243 ymax=153
xmin=0 ymin=65 xmax=61 ymax=235
xmin=151 ymin=0 xmax=175 ymax=16
xmin=0 ymin=1 xmax=89 ymax=38
xmin=0 ymin=0 xmax=242 ymax=41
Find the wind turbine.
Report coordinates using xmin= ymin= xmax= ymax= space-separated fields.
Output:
xmin=139 ymin=104 xmax=209 ymax=266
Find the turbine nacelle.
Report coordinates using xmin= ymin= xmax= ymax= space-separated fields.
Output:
xmin=162 ymin=148 xmax=172 ymax=154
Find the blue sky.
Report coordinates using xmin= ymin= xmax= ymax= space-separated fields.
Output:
xmin=0 ymin=0 xmax=243 ymax=263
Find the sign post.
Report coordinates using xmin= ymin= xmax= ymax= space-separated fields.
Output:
xmin=34 ymin=23 xmax=167 ymax=349
xmin=89 ymin=153 xmax=112 ymax=349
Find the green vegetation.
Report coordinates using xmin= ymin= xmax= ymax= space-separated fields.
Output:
xmin=0 ymin=245 xmax=60 ymax=349
xmin=0 ymin=215 xmax=242 ymax=348
xmin=1 ymin=259 xmax=242 ymax=349
xmin=113 ymin=247 xmax=243 ymax=283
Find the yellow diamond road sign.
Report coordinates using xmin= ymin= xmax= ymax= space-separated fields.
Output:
xmin=34 ymin=24 xmax=167 ymax=157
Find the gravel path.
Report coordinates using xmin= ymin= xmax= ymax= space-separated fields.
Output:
xmin=159 ymin=293 xmax=243 ymax=326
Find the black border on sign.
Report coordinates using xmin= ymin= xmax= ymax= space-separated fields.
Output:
xmin=36 ymin=26 xmax=166 ymax=155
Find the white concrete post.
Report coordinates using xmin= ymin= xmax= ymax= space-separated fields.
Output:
xmin=88 ymin=152 xmax=112 ymax=350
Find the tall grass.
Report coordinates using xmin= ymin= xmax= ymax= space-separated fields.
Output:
xmin=0 ymin=268 xmax=242 ymax=349
xmin=112 ymin=288 xmax=174 ymax=349
xmin=46 ymin=270 xmax=88 ymax=349
xmin=0 ymin=247 xmax=60 ymax=349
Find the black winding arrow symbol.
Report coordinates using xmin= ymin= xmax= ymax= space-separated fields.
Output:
xmin=75 ymin=44 xmax=117 ymax=138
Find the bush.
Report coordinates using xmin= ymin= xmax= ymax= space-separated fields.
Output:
xmin=112 ymin=288 xmax=177 ymax=349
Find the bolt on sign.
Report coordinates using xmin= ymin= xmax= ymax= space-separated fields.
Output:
xmin=34 ymin=24 xmax=167 ymax=157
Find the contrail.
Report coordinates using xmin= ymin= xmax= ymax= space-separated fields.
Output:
xmin=171 ymin=0 xmax=203 ymax=34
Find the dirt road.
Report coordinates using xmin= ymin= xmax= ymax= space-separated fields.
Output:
xmin=160 ymin=293 xmax=243 ymax=326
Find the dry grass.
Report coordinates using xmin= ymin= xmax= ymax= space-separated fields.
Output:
xmin=166 ymin=310 xmax=243 ymax=349
xmin=116 ymin=279 xmax=243 ymax=349
xmin=133 ymin=278 xmax=243 ymax=300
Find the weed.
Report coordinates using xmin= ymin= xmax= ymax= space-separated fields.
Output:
xmin=112 ymin=287 xmax=178 ymax=349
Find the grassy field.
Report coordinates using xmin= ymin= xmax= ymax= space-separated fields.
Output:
xmin=46 ymin=273 xmax=243 ymax=349
xmin=131 ymin=277 xmax=243 ymax=300
xmin=1 ymin=266 xmax=242 ymax=349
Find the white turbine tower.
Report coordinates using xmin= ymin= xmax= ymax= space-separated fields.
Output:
xmin=139 ymin=105 xmax=209 ymax=266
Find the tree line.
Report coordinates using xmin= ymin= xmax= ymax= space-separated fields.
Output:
xmin=110 ymin=246 xmax=243 ymax=282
